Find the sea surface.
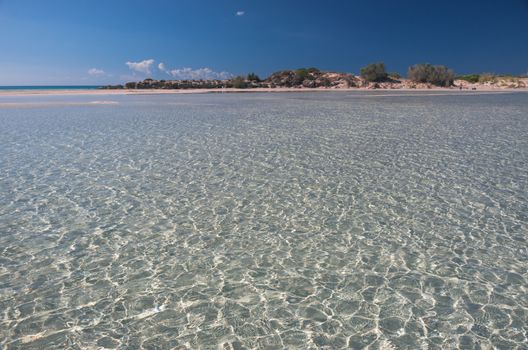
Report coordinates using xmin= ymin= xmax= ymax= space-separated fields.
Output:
xmin=0 ymin=86 xmax=100 ymax=91
xmin=0 ymin=91 xmax=527 ymax=349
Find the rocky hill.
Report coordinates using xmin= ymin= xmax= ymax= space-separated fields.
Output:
xmin=101 ymin=70 xmax=528 ymax=90
xmin=102 ymin=69 xmax=363 ymax=90
xmin=264 ymin=69 xmax=360 ymax=88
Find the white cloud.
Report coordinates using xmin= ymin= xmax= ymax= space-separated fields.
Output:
xmin=168 ymin=67 xmax=232 ymax=80
xmin=126 ymin=59 xmax=155 ymax=74
xmin=158 ymin=62 xmax=171 ymax=75
xmin=125 ymin=59 xmax=232 ymax=80
xmin=236 ymin=11 xmax=245 ymax=16
xmin=88 ymin=68 xmax=105 ymax=76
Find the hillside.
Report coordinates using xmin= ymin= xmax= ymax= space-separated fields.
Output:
xmin=101 ymin=69 xmax=528 ymax=90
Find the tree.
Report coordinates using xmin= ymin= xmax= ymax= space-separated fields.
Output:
xmin=247 ymin=73 xmax=261 ymax=82
xmin=408 ymin=64 xmax=454 ymax=87
xmin=360 ymin=62 xmax=388 ymax=82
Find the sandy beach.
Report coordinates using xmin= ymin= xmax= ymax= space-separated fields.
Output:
xmin=1 ymin=86 xmax=527 ymax=97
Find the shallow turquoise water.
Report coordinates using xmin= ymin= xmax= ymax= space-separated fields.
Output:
xmin=0 ymin=91 xmax=527 ymax=349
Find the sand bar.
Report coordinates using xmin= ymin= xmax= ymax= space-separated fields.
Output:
xmin=1 ymin=87 xmax=527 ymax=97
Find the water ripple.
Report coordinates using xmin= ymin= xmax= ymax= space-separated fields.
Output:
xmin=0 ymin=92 xmax=527 ymax=349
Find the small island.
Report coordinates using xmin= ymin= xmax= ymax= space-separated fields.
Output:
xmin=102 ymin=63 xmax=528 ymax=91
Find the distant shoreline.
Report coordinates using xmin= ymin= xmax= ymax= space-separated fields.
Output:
xmin=1 ymin=86 xmax=527 ymax=97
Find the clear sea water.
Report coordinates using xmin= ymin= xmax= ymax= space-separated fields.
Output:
xmin=0 ymin=86 xmax=100 ymax=91
xmin=0 ymin=91 xmax=527 ymax=349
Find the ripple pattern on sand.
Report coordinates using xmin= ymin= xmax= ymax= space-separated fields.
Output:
xmin=0 ymin=92 xmax=527 ymax=349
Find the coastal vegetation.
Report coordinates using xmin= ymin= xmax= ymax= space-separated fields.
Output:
xmin=457 ymin=74 xmax=480 ymax=83
xmin=407 ymin=64 xmax=455 ymax=87
xmin=451 ymin=73 xmax=527 ymax=87
xmin=231 ymin=76 xmax=248 ymax=89
xmin=266 ymin=68 xmax=356 ymax=88
xmin=102 ymin=65 xmax=527 ymax=90
xmin=247 ymin=73 xmax=261 ymax=82
xmin=360 ymin=62 xmax=388 ymax=82
xmin=457 ymin=73 xmax=497 ymax=84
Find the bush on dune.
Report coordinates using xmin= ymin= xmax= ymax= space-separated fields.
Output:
xmin=247 ymin=73 xmax=261 ymax=82
xmin=408 ymin=64 xmax=455 ymax=87
xmin=231 ymin=76 xmax=248 ymax=88
xmin=360 ymin=62 xmax=388 ymax=82
xmin=388 ymin=72 xmax=401 ymax=80
xmin=457 ymin=74 xmax=480 ymax=83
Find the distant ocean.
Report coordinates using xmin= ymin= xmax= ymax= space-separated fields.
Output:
xmin=0 ymin=85 xmax=100 ymax=91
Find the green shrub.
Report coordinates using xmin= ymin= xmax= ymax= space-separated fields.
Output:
xmin=388 ymin=72 xmax=401 ymax=79
xmin=408 ymin=64 xmax=454 ymax=86
xmin=456 ymin=73 xmax=497 ymax=84
xmin=360 ymin=62 xmax=388 ymax=82
xmin=231 ymin=76 xmax=248 ymax=88
xmin=457 ymin=74 xmax=480 ymax=83
xmin=247 ymin=73 xmax=261 ymax=82
xmin=295 ymin=68 xmax=310 ymax=79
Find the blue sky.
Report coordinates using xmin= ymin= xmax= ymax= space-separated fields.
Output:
xmin=0 ymin=0 xmax=527 ymax=85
